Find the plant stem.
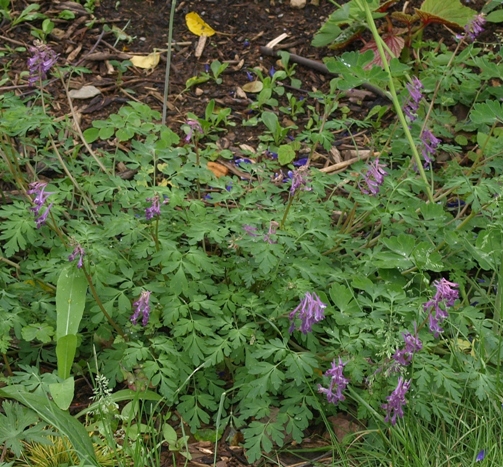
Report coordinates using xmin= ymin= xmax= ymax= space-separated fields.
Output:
xmin=82 ymin=264 xmax=126 ymax=339
xmin=357 ymin=0 xmax=434 ymax=204
xmin=162 ymin=0 xmax=177 ymax=126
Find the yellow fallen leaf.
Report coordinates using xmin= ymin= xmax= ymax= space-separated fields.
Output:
xmin=242 ymin=81 xmax=264 ymax=93
xmin=207 ymin=161 xmax=229 ymax=178
xmin=186 ymin=12 xmax=216 ymax=37
xmin=130 ymin=52 xmax=160 ymax=69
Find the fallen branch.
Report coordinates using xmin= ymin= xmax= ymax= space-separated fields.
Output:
xmin=259 ymin=46 xmax=390 ymax=101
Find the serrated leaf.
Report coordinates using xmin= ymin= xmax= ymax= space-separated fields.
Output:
xmin=0 ymin=386 xmax=98 ymax=465
xmin=470 ymin=101 xmax=503 ymax=125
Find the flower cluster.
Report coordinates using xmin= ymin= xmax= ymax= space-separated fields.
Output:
xmin=288 ymin=291 xmax=326 ymax=334
xmin=68 ymin=244 xmax=85 ymax=269
xmin=361 ymin=158 xmax=387 ymax=196
xmin=263 ymin=220 xmax=279 ymax=244
xmin=27 ymin=40 xmax=59 ymax=86
xmin=463 ymin=14 xmax=486 ymax=42
xmin=382 ymin=377 xmax=411 ymax=425
xmin=145 ymin=193 xmax=169 ymax=220
xmin=131 ymin=291 xmax=152 ymax=326
xmin=421 ymin=128 xmax=441 ymax=166
xmin=318 ymin=358 xmax=349 ymax=404
xmin=27 ymin=181 xmax=54 ymax=228
xmin=184 ymin=119 xmax=203 ymax=142
xmin=403 ymin=77 xmax=423 ymax=121
xmin=242 ymin=220 xmax=279 ymax=244
xmin=423 ymin=278 xmax=459 ymax=337
xmin=393 ymin=330 xmax=422 ymax=366
xmin=290 ymin=165 xmax=311 ymax=196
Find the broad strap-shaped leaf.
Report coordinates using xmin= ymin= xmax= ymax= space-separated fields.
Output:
xmin=56 ymin=264 xmax=87 ymax=340
xmin=56 ymin=334 xmax=77 ymax=380
xmin=415 ymin=0 xmax=477 ymax=28
xmin=49 ymin=377 xmax=75 ymax=411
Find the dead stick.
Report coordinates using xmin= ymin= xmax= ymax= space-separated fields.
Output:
xmin=259 ymin=46 xmax=390 ymax=100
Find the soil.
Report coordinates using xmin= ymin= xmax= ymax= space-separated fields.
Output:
xmin=1 ymin=0 xmax=494 ymax=158
xmin=0 ymin=0 xmax=497 ymax=464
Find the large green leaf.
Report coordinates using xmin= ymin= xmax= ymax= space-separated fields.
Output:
xmin=49 ymin=377 xmax=75 ymax=411
xmin=416 ymin=0 xmax=477 ymax=28
xmin=56 ymin=334 xmax=77 ymax=380
xmin=56 ymin=265 xmax=87 ymax=340
xmin=0 ymin=385 xmax=98 ymax=466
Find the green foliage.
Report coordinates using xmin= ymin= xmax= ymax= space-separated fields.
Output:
xmin=0 ymin=401 xmax=50 ymax=458
xmin=1 ymin=6 xmax=503 ymax=464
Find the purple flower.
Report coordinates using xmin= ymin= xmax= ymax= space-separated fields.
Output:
xmin=245 ymin=71 xmax=254 ymax=81
xmin=131 ymin=291 xmax=152 ymax=326
xmin=421 ymin=128 xmax=440 ymax=166
xmin=263 ymin=220 xmax=279 ymax=244
xmin=289 ymin=292 xmax=326 ymax=334
xmin=290 ymin=165 xmax=310 ymax=196
xmin=361 ymin=158 xmax=387 ymax=196
xmin=393 ymin=329 xmax=422 ymax=366
xmin=184 ymin=119 xmax=203 ymax=142
xmin=27 ymin=181 xmax=54 ymax=228
xmin=403 ymin=77 xmax=423 ymax=121
xmin=423 ymin=278 xmax=459 ymax=337
xmin=293 ymin=157 xmax=308 ymax=167
xmin=27 ymin=40 xmax=59 ymax=87
xmin=204 ymin=63 xmax=210 ymax=73
xmin=465 ymin=14 xmax=485 ymax=41
xmin=35 ymin=204 xmax=53 ymax=228
xmin=318 ymin=358 xmax=349 ymax=405
xmin=68 ymin=244 xmax=85 ymax=268
xmin=382 ymin=377 xmax=411 ymax=425
xmin=476 ymin=449 xmax=486 ymax=462
xmin=243 ymin=224 xmax=258 ymax=237
xmin=269 ymin=66 xmax=276 ymax=77
xmin=145 ymin=194 xmax=161 ymax=220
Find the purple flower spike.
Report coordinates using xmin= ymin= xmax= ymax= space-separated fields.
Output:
xmin=382 ymin=377 xmax=411 ymax=425
xmin=68 ymin=244 xmax=85 ymax=268
xmin=476 ymin=449 xmax=486 ymax=462
xmin=393 ymin=329 xmax=422 ymax=366
xmin=423 ymin=278 xmax=459 ymax=337
xmin=318 ymin=358 xmax=349 ymax=405
xmin=289 ymin=292 xmax=326 ymax=334
xmin=361 ymin=158 xmax=387 ymax=196
xmin=403 ymin=77 xmax=423 ymax=121
xmin=263 ymin=220 xmax=279 ymax=244
xmin=465 ymin=14 xmax=485 ymax=41
xmin=131 ymin=291 xmax=152 ymax=326
xmin=145 ymin=194 xmax=161 ymax=220
xmin=290 ymin=165 xmax=311 ymax=196
xmin=421 ymin=128 xmax=440 ymax=166
xmin=27 ymin=40 xmax=59 ymax=87
xmin=27 ymin=181 xmax=54 ymax=228
xmin=243 ymin=224 xmax=258 ymax=237
xmin=184 ymin=118 xmax=203 ymax=142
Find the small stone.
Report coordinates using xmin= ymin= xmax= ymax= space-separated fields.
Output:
xmin=290 ymin=0 xmax=306 ymax=8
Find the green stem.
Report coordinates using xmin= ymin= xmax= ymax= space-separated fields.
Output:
xmin=280 ymin=194 xmax=295 ymax=229
xmin=357 ymin=0 xmax=434 ymax=204
xmin=162 ymin=0 xmax=177 ymax=126
xmin=82 ymin=264 xmax=126 ymax=340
